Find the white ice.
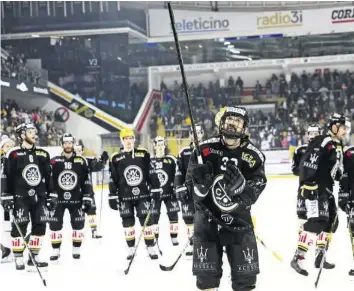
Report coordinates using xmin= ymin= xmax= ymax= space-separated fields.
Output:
xmin=1 ymin=178 xmax=353 ymax=291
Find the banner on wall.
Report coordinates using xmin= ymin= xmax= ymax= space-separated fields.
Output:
xmin=0 ymin=77 xmax=49 ymax=96
xmin=148 ymin=7 xmax=354 ymax=38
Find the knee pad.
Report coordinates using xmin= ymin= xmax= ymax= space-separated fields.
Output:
xmin=196 ymin=276 xmax=221 ymax=290
xmin=231 ymin=276 xmax=257 ymax=291
xmin=304 ymin=219 xmax=328 ymax=235
xmin=183 ymin=216 xmax=194 ymax=225
xmin=31 ymin=223 xmax=46 ymax=236
xmin=11 ymin=223 xmax=27 ymax=238
xmin=71 ymin=220 xmax=85 ymax=230
xmin=49 ymin=222 xmax=63 ymax=232
xmin=122 ymin=216 xmax=135 ymax=228
xmin=167 ymin=212 xmax=178 ymax=223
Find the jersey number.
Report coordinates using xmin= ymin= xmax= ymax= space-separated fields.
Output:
xmin=155 ymin=162 xmax=163 ymax=169
xmin=220 ymin=157 xmax=238 ymax=171
xmin=64 ymin=162 xmax=72 ymax=170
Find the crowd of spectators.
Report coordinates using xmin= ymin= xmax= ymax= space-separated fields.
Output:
xmin=151 ymin=68 xmax=354 ymax=150
xmin=1 ymin=99 xmax=65 ymax=147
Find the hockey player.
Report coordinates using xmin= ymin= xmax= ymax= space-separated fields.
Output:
xmin=338 ymin=143 xmax=354 ymax=276
xmin=184 ymin=106 xmax=267 ymax=291
xmin=74 ymin=144 xmax=108 ymax=239
xmin=108 ymin=129 xmax=161 ymax=260
xmin=292 ymin=124 xmax=322 ymax=233
xmin=0 ymin=123 xmax=58 ymax=271
xmin=49 ymin=133 xmax=92 ymax=261
xmin=0 ymin=135 xmax=15 ymax=263
xmin=150 ymin=136 xmax=180 ymax=246
xmin=175 ymin=124 xmax=204 ymax=256
xmin=291 ymin=113 xmax=348 ymax=276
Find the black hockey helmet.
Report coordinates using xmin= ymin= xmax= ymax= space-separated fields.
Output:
xmin=60 ymin=133 xmax=75 ymax=146
xmin=307 ymin=123 xmax=322 ymax=140
xmin=219 ymin=106 xmax=249 ymax=140
xmin=15 ymin=123 xmax=37 ymax=142
xmin=327 ymin=113 xmax=348 ymax=134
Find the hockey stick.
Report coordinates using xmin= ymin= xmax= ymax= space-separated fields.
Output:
xmin=167 ymin=2 xmax=202 ymax=164
xmin=155 ymin=238 xmax=163 ymax=256
xmin=12 ymin=213 xmax=47 ymax=287
xmin=159 ymin=239 xmax=191 ymax=271
xmin=124 ymin=201 xmax=154 ymax=275
xmin=314 ymin=213 xmax=338 ymax=288
xmin=98 ymin=168 xmax=105 ymax=233
xmin=255 ymin=235 xmax=283 ymax=263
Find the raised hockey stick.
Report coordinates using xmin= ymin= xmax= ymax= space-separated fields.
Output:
xmin=167 ymin=2 xmax=202 ymax=164
xmin=159 ymin=238 xmax=191 ymax=271
xmin=12 ymin=214 xmax=47 ymax=287
xmin=124 ymin=201 xmax=154 ymax=275
xmin=314 ymin=213 xmax=338 ymax=288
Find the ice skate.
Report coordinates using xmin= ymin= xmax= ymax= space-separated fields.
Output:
xmin=126 ymin=247 xmax=135 ymax=260
xmin=314 ymin=247 xmax=335 ymax=269
xmin=171 ymin=237 xmax=179 ymax=246
xmin=1 ymin=244 xmax=13 ymax=263
xmin=185 ymin=239 xmax=193 ymax=256
xmin=91 ymin=227 xmax=102 ymax=239
xmin=290 ymin=252 xmax=308 ymax=276
xmin=14 ymin=255 xmax=25 ymax=270
xmin=50 ymin=248 xmax=61 ymax=261
xmin=27 ymin=254 xmax=48 ymax=272
xmin=72 ymin=247 xmax=81 ymax=259
xmin=349 ymin=261 xmax=354 ymax=276
xmin=147 ymin=245 xmax=158 ymax=260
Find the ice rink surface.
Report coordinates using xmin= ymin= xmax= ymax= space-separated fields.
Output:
xmin=1 ymin=177 xmax=354 ymax=291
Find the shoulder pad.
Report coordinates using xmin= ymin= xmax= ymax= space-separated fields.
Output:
xmin=344 ymin=145 xmax=354 ymax=155
xmin=35 ymin=149 xmax=49 ymax=157
xmin=6 ymin=146 xmax=21 ymax=158
xmin=200 ymin=138 xmax=220 ymax=146
xmin=166 ymin=154 xmax=177 ymax=162
xmin=320 ymin=136 xmax=333 ymax=148
xmin=295 ymin=144 xmax=307 ymax=153
xmin=246 ymin=143 xmax=265 ymax=163
xmin=74 ymin=155 xmax=88 ymax=165
xmin=110 ymin=152 xmax=120 ymax=161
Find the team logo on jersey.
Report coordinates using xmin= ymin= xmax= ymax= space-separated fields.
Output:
xmin=58 ymin=170 xmax=78 ymax=191
xmin=156 ymin=169 xmax=168 ymax=187
xmin=63 ymin=192 xmax=71 ymax=200
xmin=28 ymin=189 xmax=35 ymax=197
xmin=22 ymin=164 xmax=42 ymax=186
xmin=132 ymin=187 xmax=140 ymax=196
xmin=211 ymin=175 xmax=239 ymax=213
xmin=124 ymin=165 xmax=143 ymax=186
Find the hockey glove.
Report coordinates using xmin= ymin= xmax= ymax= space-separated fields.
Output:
xmin=175 ymin=185 xmax=190 ymax=204
xmin=191 ymin=161 xmax=214 ymax=201
xmin=1 ymin=193 xmax=14 ymax=211
xmin=100 ymin=151 xmax=109 ymax=164
xmin=300 ymin=182 xmax=319 ymax=200
xmin=223 ymin=162 xmax=246 ymax=197
xmin=46 ymin=193 xmax=58 ymax=211
xmin=151 ymin=187 xmax=163 ymax=200
xmin=82 ymin=194 xmax=93 ymax=213
xmin=108 ymin=192 xmax=120 ymax=211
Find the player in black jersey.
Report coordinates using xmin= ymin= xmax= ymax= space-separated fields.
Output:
xmin=292 ymin=124 xmax=322 ymax=233
xmin=74 ymin=144 xmax=108 ymax=239
xmin=185 ymin=106 xmax=267 ymax=291
xmin=49 ymin=133 xmax=92 ymax=261
xmin=339 ymin=145 xmax=354 ymax=276
xmin=1 ymin=123 xmax=58 ymax=271
xmin=291 ymin=113 xmax=348 ymax=276
xmin=0 ymin=135 xmax=15 ymax=263
xmin=109 ymin=129 xmax=161 ymax=260
xmin=150 ymin=136 xmax=180 ymax=246
xmin=175 ymin=125 xmax=204 ymax=256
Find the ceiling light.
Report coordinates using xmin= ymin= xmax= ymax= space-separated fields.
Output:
xmin=199 ymin=44 xmax=203 ymax=48
xmin=227 ymin=45 xmax=234 ymax=49
xmin=224 ymin=41 xmax=230 ymax=45
xmin=31 ymin=34 xmax=40 ymax=38
xmin=185 ymin=46 xmax=188 ymax=49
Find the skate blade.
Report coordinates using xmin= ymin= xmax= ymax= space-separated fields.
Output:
xmin=1 ymin=256 xmax=14 ymax=264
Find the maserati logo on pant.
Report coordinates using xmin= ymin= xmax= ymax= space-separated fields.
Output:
xmin=193 ymin=245 xmax=216 ymax=271
xmin=236 ymin=247 xmax=259 ymax=272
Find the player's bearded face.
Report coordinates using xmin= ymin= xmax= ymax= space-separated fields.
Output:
xmin=123 ymin=136 xmax=134 ymax=151
xmin=25 ymin=128 xmax=38 ymax=144
xmin=335 ymin=124 xmax=348 ymax=140
xmin=2 ymin=142 xmax=14 ymax=154
xmin=155 ymin=142 xmax=165 ymax=158
xmin=222 ymin=116 xmax=244 ymax=146
xmin=63 ymin=142 xmax=74 ymax=153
